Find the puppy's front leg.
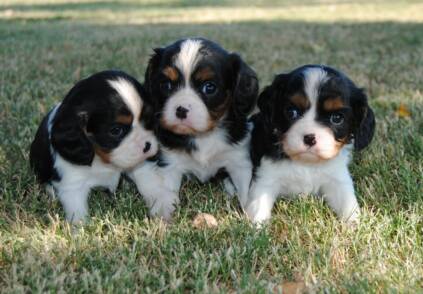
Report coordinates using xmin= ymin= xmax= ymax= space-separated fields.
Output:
xmin=245 ymin=177 xmax=280 ymax=224
xmin=129 ymin=163 xmax=181 ymax=221
xmin=56 ymin=186 xmax=90 ymax=224
xmin=225 ymin=158 xmax=253 ymax=208
xmin=321 ymin=170 xmax=360 ymax=223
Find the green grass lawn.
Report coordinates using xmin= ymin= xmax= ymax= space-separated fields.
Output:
xmin=1 ymin=0 xmax=422 ymax=292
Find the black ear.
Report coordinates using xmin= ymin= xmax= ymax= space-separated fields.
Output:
xmin=258 ymin=74 xmax=289 ymax=125
xmin=230 ymin=53 xmax=259 ymax=116
xmin=351 ymin=88 xmax=376 ymax=151
xmin=144 ymin=48 xmax=164 ymax=95
xmin=51 ymin=107 xmax=94 ymax=165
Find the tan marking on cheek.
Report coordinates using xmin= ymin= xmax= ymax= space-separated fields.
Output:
xmin=209 ymin=91 xmax=231 ymax=122
xmin=163 ymin=67 xmax=179 ymax=82
xmin=116 ymin=114 xmax=133 ymax=125
xmin=194 ymin=67 xmax=215 ymax=81
xmin=94 ymin=146 xmax=111 ymax=164
xmin=290 ymin=93 xmax=310 ymax=109
xmin=323 ymin=97 xmax=345 ymax=112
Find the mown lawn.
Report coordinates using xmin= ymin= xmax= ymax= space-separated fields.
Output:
xmin=0 ymin=0 xmax=422 ymax=292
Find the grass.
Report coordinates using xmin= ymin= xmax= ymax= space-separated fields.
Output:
xmin=0 ymin=0 xmax=422 ymax=292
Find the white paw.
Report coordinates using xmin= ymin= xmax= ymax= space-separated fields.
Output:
xmin=149 ymin=195 xmax=179 ymax=222
xmin=245 ymin=200 xmax=272 ymax=225
xmin=343 ymin=207 xmax=361 ymax=225
xmin=223 ymin=178 xmax=236 ymax=198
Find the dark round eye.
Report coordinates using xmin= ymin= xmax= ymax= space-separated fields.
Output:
xmin=286 ymin=106 xmax=301 ymax=120
xmin=330 ymin=113 xmax=344 ymax=125
xmin=160 ymin=81 xmax=173 ymax=93
xmin=201 ymin=81 xmax=217 ymax=95
xmin=109 ymin=126 xmax=124 ymax=137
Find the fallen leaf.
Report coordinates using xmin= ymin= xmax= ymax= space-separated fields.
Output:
xmin=395 ymin=103 xmax=411 ymax=118
xmin=274 ymin=281 xmax=306 ymax=294
xmin=192 ymin=213 xmax=218 ymax=229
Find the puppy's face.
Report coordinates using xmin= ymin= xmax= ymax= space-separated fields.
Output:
xmin=145 ymin=38 xmax=258 ymax=135
xmin=259 ymin=65 xmax=375 ymax=163
xmin=51 ymin=71 xmax=158 ymax=168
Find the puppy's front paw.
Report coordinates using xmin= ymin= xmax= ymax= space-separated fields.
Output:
xmin=223 ymin=178 xmax=236 ymax=198
xmin=343 ymin=207 xmax=361 ymax=226
xmin=149 ymin=194 xmax=179 ymax=222
xmin=246 ymin=200 xmax=272 ymax=225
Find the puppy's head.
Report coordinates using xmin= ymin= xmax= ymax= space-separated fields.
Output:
xmin=145 ymin=38 xmax=258 ymax=135
xmin=51 ymin=70 xmax=158 ymax=169
xmin=259 ymin=65 xmax=375 ymax=163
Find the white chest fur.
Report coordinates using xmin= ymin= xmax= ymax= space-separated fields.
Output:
xmin=52 ymin=154 xmax=121 ymax=192
xmin=256 ymin=145 xmax=352 ymax=196
xmin=164 ymin=128 xmax=251 ymax=182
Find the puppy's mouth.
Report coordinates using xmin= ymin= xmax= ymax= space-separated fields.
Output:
xmin=288 ymin=150 xmax=328 ymax=163
xmin=160 ymin=117 xmax=215 ymax=135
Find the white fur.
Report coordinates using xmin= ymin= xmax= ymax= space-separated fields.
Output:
xmin=108 ymin=78 xmax=143 ymax=120
xmin=52 ymin=154 xmax=121 ymax=223
xmin=283 ymin=68 xmax=340 ymax=163
xmin=108 ymin=78 xmax=158 ymax=169
xmin=129 ymin=126 xmax=253 ymax=220
xmin=246 ymin=67 xmax=360 ymax=224
xmin=246 ymin=146 xmax=360 ymax=224
xmin=175 ymin=39 xmax=202 ymax=82
xmin=47 ymin=78 xmax=158 ymax=223
xmin=161 ymin=39 xmax=211 ymax=134
xmin=162 ymin=86 xmax=211 ymax=134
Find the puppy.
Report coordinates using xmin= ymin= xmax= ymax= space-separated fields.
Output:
xmin=246 ymin=65 xmax=375 ymax=224
xmin=129 ymin=38 xmax=259 ymax=220
xmin=30 ymin=70 xmax=158 ymax=223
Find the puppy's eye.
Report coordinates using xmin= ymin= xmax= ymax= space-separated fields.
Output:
xmin=160 ymin=81 xmax=173 ymax=93
xmin=201 ymin=81 xmax=217 ymax=96
xmin=286 ymin=106 xmax=301 ymax=120
xmin=330 ymin=113 xmax=344 ymax=125
xmin=109 ymin=126 xmax=124 ymax=137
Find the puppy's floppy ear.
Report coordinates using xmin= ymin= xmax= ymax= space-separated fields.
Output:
xmin=258 ymin=74 xmax=289 ymax=125
xmin=51 ymin=103 xmax=94 ymax=165
xmin=229 ymin=53 xmax=259 ymax=116
xmin=144 ymin=48 xmax=164 ymax=95
xmin=351 ymin=87 xmax=375 ymax=151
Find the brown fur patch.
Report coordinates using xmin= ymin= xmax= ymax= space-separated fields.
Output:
xmin=94 ymin=146 xmax=111 ymax=164
xmin=163 ymin=67 xmax=179 ymax=81
xmin=116 ymin=114 xmax=133 ymax=125
xmin=194 ymin=67 xmax=215 ymax=81
xmin=209 ymin=91 xmax=231 ymax=122
xmin=323 ymin=97 xmax=345 ymax=112
xmin=290 ymin=93 xmax=310 ymax=109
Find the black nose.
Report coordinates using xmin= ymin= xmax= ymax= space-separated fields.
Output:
xmin=175 ymin=106 xmax=189 ymax=119
xmin=143 ymin=141 xmax=151 ymax=153
xmin=303 ymin=134 xmax=316 ymax=147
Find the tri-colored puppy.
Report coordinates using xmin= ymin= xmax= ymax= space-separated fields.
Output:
xmin=246 ymin=65 xmax=375 ymax=224
xmin=130 ymin=38 xmax=259 ymax=220
xmin=30 ymin=70 xmax=158 ymax=223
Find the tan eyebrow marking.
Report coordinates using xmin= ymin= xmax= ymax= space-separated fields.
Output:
xmin=290 ymin=93 xmax=310 ymax=109
xmin=163 ymin=66 xmax=179 ymax=82
xmin=116 ymin=114 xmax=133 ymax=125
xmin=323 ymin=97 xmax=345 ymax=111
xmin=194 ymin=67 xmax=215 ymax=81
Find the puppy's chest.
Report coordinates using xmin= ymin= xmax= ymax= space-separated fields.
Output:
xmin=258 ymin=152 xmax=349 ymax=195
xmin=166 ymin=132 xmax=240 ymax=180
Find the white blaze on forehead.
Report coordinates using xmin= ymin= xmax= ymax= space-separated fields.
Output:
xmin=174 ymin=39 xmax=202 ymax=83
xmin=108 ymin=78 xmax=143 ymax=122
xmin=303 ymin=67 xmax=328 ymax=106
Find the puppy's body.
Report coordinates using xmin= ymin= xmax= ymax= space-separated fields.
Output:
xmin=130 ymin=38 xmax=258 ymax=220
xmin=30 ymin=70 xmax=158 ymax=223
xmin=247 ymin=65 xmax=375 ymax=224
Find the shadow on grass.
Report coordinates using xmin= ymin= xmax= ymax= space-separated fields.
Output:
xmin=0 ymin=0 xmax=370 ymax=12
